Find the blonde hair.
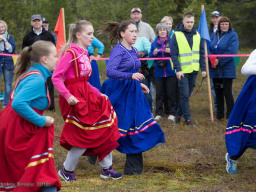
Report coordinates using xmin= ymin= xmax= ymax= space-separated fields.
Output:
xmin=0 ymin=20 xmax=8 ymax=31
xmin=14 ymin=41 xmax=55 ymax=82
xmin=61 ymin=20 xmax=92 ymax=55
xmin=161 ymin=16 xmax=173 ymax=24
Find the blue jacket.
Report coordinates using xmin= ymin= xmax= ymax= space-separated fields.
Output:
xmin=0 ymin=34 xmax=16 ymax=70
xmin=87 ymin=37 xmax=105 ymax=56
xmin=209 ymin=29 xmax=239 ymax=79
xmin=171 ymin=24 xmax=206 ymax=73
xmin=149 ymin=37 xmax=176 ymax=78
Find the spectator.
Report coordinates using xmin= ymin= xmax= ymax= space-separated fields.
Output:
xmin=130 ymin=8 xmax=155 ymax=42
xmin=171 ymin=12 xmax=206 ymax=127
xmin=209 ymin=11 xmax=221 ymax=113
xmin=0 ymin=20 xmax=15 ymax=108
xmin=209 ymin=17 xmax=239 ymax=120
xmin=0 ymin=40 xmax=61 ymax=192
xmin=22 ymin=14 xmax=56 ymax=111
xmin=209 ymin=11 xmax=221 ymax=36
xmin=42 ymin=17 xmax=57 ymax=44
xmin=161 ymin=16 xmax=175 ymax=38
xmin=149 ymin=23 xmax=177 ymax=121
xmin=88 ymin=37 xmax=105 ymax=90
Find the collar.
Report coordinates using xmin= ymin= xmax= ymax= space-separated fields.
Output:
xmin=33 ymin=27 xmax=43 ymax=35
xmin=30 ymin=63 xmax=52 ymax=80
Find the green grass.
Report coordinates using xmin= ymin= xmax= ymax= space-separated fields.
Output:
xmin=1 ymin=50 xmax=256 ymax=191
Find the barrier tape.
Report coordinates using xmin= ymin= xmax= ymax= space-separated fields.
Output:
xmin=0 ymin=53 xmax=250 ymax=60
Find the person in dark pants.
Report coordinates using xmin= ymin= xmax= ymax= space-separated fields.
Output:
xmin=209 ymin=17 xmax=239 ymax=119
xmin=100 ymin=20 xmax=165 ymax=175
xmin=22 ymin=14 xmax=56 ymax=111
xmin=171 ymin=12 xmax=206 ymax=127
xmin=149 ymin=23 xmax=177 ymax=121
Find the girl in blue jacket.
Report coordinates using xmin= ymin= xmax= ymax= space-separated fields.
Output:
xmin=209 ymin=17 xmax=239 ymax=120
xmin=150 ymin=23 xmax=177 ymax=121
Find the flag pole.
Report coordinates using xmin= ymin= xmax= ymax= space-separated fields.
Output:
xmin=201 ymin=5 xmax=214 ymax=122
xmin=61 ymin=8 xmax=66 ymax=41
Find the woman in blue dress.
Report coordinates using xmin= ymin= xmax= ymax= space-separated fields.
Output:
xmin=100 ymin=20 xmax=165 ymax=175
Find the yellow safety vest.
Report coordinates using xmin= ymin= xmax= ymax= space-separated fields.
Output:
xmin=175 ymin=31 xmax=201 ymax=74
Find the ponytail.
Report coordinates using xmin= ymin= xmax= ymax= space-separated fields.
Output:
xmin=60 ymin=20 xmax=92 ymax=56
xmin=99 ymin=20 xmax=137 ymax=45
xmin=14 ymin=47 xmax=31 ymax=82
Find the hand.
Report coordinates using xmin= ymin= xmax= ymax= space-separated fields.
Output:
xmin=0 ymin=35 xmax=6 ymax=42
xmin=153 ymin=48 xmax=159 ymax=55
xmin=44 ymin=116 xmax=54 ymax=127
xmin=67 ymin=95 xmax=79 ymax=105
xmin=96 ymin=54 xmax=101 ymax=58
xmin=202 ymin=71 xmax=207 ymax=78
xmin=165 ymin=48 xmax=170 ymax=53
xmin=176 ymin=71 xmax=184 ymax=81
xmin=101 ymin=93 xmax=108 ymax=100
xmin=132 ymin=72 xmax=145 ymax=82
xmin=140 ymin=83 xmax=149 ymax=94
xmin=214 ymin=59 xmax=219 ymax=68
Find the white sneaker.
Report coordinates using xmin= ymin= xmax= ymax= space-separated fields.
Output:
xmin=168 ymin=115 xmax=175 ymax=121
xmin=155 ymin=115 xmax=162 ymax=120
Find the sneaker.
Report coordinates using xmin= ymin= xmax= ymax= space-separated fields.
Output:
xmin=168 ymin=115 xmax=175 ymax=121
xmin=100 ymin=167 xmax=123 ymax=180
xmin=174 ymin=116 xmax=181 ymax=124
xmin=155 ymin=115 xmax=162 ymax=120
xmin=186 ymin=120 xmax=194 ymax=128
xmin=225 ymin=153 xmax=237 ymax=174
xmin=58 ymin=168 xmax=76 ymax=182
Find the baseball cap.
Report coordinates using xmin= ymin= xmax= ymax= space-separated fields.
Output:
xmin=131 ymin=8 xmax=142 ymax=13
xmin=31 ymin=14 xmax=42 ymax=21
xmin=42 ymin=17 xmax=49 ymax=23
xmin=211 ymin=11 xmax=221 ymax=17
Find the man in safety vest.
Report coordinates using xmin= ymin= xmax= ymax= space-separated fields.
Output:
xmin=171 ymin=12 xmax=207 ymax=127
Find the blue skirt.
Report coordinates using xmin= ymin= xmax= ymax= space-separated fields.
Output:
xmin=225 ymin=75 xmax=256 ymax=157
xmin=88 ymin=60 xmax=101 ymax=90
xmin=101 ymin=78 xmax=165 ymax=154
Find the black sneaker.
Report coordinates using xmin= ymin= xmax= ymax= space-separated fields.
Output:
xmin=174 ymin=116 xmax=181 ymax=124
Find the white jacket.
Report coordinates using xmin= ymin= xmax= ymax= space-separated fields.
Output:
xmin=241 ymin=49 xmax=256 ymax=76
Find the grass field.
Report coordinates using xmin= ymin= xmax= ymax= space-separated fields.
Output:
xmin=1 ymin=50 xmax=256 ymax=191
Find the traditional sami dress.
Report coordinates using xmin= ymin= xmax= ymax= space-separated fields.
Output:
xmin=0 ymin=71 xmax=61 ymax=192
xmin=225 ymin=75 xmax=256 ymax=157
xmin=88 ymin=57 xmax=101 ymax=90
xmin=101 ymin=43 xmax=165 ymax=154
xmin=58 ymin=49 xmax=120 ymax=161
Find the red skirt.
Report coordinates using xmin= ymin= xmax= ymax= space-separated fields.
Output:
xmin=59 ymin=76 xmax=120 ymax=161
xmin=0 ymin=104 xmax=61 ymax=192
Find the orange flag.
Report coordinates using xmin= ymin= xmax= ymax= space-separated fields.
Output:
xmin=54 ymin=8 xmax=66 ymax=56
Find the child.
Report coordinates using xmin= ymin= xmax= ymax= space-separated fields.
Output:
xmin=0 ymin=40 xmax=61 ymax=192
xmin=52 ymin=20 xmax=122 ymax=182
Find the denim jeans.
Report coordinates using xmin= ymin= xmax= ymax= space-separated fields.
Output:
xmin=176 ymin=73 xmax=198 ymax=121
xmin=0 ymin=64 xmax=14 ymax=108
xmin=210 ymin=78 xmax=217 ymax=109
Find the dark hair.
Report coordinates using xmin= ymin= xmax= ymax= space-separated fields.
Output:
xmin=14 ymin=40 xmax=55 ymax=82
xmin=218 ymin=17 xmax=232 ymax=31
xmin=183 ymin=12 xmax=194 ymax=19
xmin=99 ymin=20 xmax=137 ymax=44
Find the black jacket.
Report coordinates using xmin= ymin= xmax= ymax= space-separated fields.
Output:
xmin=22 ymin=27 xmax=55 ymax=49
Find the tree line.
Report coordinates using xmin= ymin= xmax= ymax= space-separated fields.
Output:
xmin=1 ymin=0 xmax=255 ymax=53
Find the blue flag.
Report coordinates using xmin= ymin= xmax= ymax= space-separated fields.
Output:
xmin=198 ymin=8 xmax=211 ymax=47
